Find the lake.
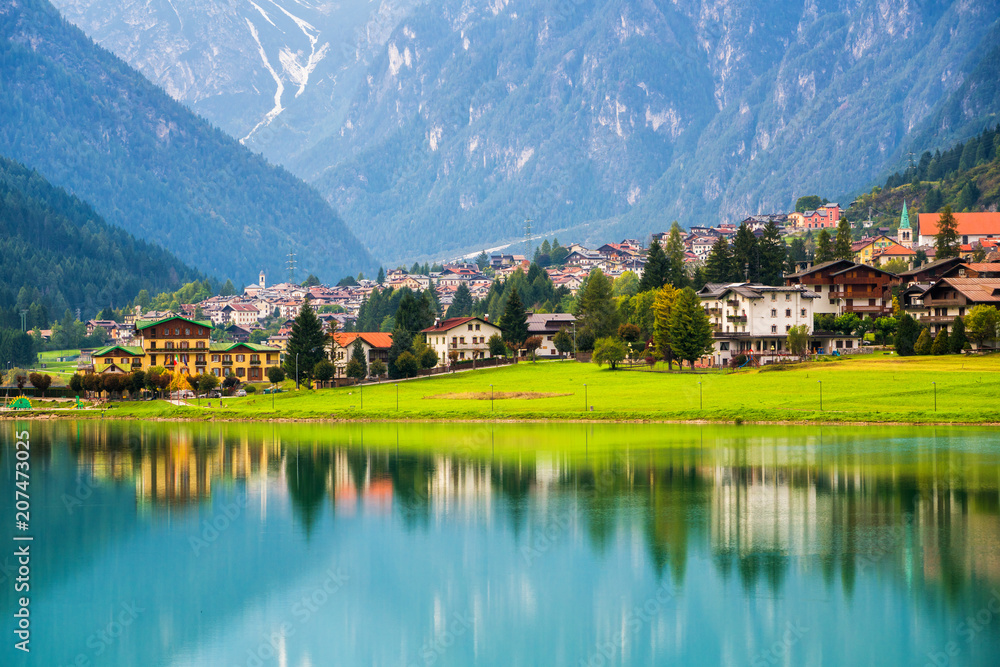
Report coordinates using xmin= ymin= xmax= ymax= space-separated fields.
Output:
xmin=2 ymin=421 xmax=999 ymax=666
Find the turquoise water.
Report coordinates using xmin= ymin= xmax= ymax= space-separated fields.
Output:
xmin=2 ymin=421 xmax=999 ymax=666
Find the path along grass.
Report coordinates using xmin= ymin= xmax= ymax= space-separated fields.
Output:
xmin=94 ymin=353 xmax=1000 ymax=424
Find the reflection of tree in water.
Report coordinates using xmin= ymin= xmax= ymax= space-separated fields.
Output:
xmin=643 ymin=465 xmax=707 ymax=585
xmin=388 ymin=453 xmax=433 ymax=530
xmin=491 ymin=457 xmax=536 ymax=538
xmin=287 ymin=446 xmax=333 ymax=538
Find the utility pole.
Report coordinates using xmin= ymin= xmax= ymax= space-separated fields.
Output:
xmin=524 ymin=218 xmax=533 ymax=260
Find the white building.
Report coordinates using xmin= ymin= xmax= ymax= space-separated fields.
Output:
xmin=526 ymin=313 xmax=577 ymax=357
xmin=420 ymin=317 xmax=502 ymax=366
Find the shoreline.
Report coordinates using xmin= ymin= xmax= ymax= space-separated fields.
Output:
xmin=5 ymin=410 xmax=1000 ymax=428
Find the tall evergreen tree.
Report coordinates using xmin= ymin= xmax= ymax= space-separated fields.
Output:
xmin=668 ymin=287 xmax=714 ymax=369
xmin=500 ymin=288 xmax=528 ymax=348
xmin=895 ymin=314 xmax=918 ymax=356
xmin=350 ymin=338 xmax=368 ymax=378
xmin=376 ymin=267 xmax=386 ymax=284
xmin=705 ymin=236 xmax=734 ymax=283
xmin=447 ymin=282 xmax=474 ymax=318
xmin=283 ymin=301 xmax=327 ymax=385
xmin=935 ymin=206 xmax=961 ymax=259
xmin=639 ymin=239 xmax=669 ymax=291
xmin=814 ymin=229 xmax=834 ymax=263
xmin=923 ymin=188 xmax=943 ymax=213
xmin=949 ymin=316 xmax=968 ymax=353
xmin=387 ymin=324 xmax=414 ymax=379
xmin=575 ymin=269 xmax=618 ymax=348
xmin=732 ymin=224 xmax=759 ymax=281
xmin=759 ymin=221 xmax=787 ymax=285
xmin=664 ymin=221 xmax=688 ymax=288
xmin=833 ymin=218 xmax=854 ymax=261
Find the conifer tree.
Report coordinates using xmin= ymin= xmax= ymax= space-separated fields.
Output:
xmin=914 ymin=328 xmax=933 ymax=355
xmin=732 ymin=223 xmax=759 ymax=281
xmin=935 ymin=206 xmax=960 ymax=259
xmin=814 ymin=229 xmax=834 ymax=263
xmin=447 ymin=282 xmax=474 ymax=318
xmin=500 ymin=288 xmax=528 ymax=348
xmin=833 ymin=219 xmax=854 ymax=261
xmin=705 ymin=236 xmax=734 ymax=283
xmin=575 ymin=269 xmax=618 ymax=348
xmin=283 ymin=301 xmax=327 ymax=385
xmin=664 ymin=221 xmax=688 ymax=288
xmin=949 ymin=316 xmax=968 ymax=354
xmin=668 ymin=287 xmax=713 ymax=369
xmin=931 ymin=329 xmax=950 ymax=355
xmin=639 ymin=240 xmax=669 ymax=291
xmin=759 ymin=221 xmax=787 ymax=285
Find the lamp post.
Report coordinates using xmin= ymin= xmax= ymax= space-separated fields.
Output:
xmin=818 ymin=380 xmax=823 ymax=411
xmin=295 ymin=352 xmax=300 ymax=391
xmin=490 ymin=384 xmax=494 ymax=412
xmin=698 ymin=381 xmax=703 ymax=410
xmin=360 ymin=383 xmax=363 ymax=410
xmin=584 ymin=383 xmax=587 ymax=411
xmin=932 ymin=381 xmax=937 ymax=411
xmin=395 ymin=383 xmax=399 ymax=411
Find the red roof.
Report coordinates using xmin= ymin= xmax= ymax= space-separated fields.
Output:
xmin=332 ymin=332 xmax=393 ymax=349
xmin=918 ymin=212 xmax=1000 ymax=236
xmin=421 ymin=317 xmax=486 ymax=333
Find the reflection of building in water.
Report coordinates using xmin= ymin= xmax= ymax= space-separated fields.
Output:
xmin=429 ymin=456 xmax=493 ymax=520
xmin=136 ymin=430 xmax=212 ymax=507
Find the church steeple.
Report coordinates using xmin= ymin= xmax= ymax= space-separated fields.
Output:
xmin=898 ymin=201 xmax=913 ymax=248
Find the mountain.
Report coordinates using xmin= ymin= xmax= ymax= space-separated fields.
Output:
xmin=0 ymin=154 xmax=201 ymax=321
xmin=0 ymin=0 xmax=374 ymax=284
xmin=48 ymin=0 xmax=1000 ymax=262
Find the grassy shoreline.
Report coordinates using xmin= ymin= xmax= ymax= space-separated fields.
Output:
xmin=7 ymin=353 xmax=1000 ymax=426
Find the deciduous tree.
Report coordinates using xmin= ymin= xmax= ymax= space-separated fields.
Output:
xmin=592 ymin=337 xmax=626 ymax=370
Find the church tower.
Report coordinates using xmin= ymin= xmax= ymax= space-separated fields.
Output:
xmin=898 ymin=201 xmax=913 ymax=248
xmin=259 ymin=270 xmax=266 ymax=289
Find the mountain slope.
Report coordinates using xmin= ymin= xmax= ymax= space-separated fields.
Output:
xmin=49 ymin=0 xmax=1000 ymax=262
xmin=0 ymin=0 xmax=374 ymax=282
xmin=0 ymin=154 xmax=201 ymax=320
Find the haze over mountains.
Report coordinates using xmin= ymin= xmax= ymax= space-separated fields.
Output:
xmin=1 ymin=0 xmax=374 ymax=285
xmin=40 ymin=0 xmax=1000 ymax=263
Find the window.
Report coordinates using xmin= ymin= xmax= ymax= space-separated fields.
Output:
xmin=846 ymin=340 xmax=854 ymax=349
xmin=165 ymin=342 xmax=174 ymax=350
xmin=771 ymin=325 xmax=777 ymax=333
xmin=181 ymin=354 xmax=189 ymax=363
xmin=211 ymin=355 xmax=220 ymax=362
xmin=771 ymin=294 xmax=776 ymax=301
xmin=785 ymin=309 xmax=791 ymax=317
xmin=120 ymin=357 xmax=127 ymax=365
xmin=212 ymin=368 xmax=221 ymax=377
xmin=175 ymin=328 xmax=180 ymax=335
xmin=475 ymin=324 xmax=481 ymax=331
xmin=236 ymin=367 xmax=245 ymax=377
xmin=197 ymin=355 xmax=205 ymax=363
xmin=251 ymin=355 xmax=259 ymax=362
xmin=223 ymin=355 xmax=232 ymax=362
xmin=467 ymin=324 xmax=473 ymax=331
xmin=185 ymin=328 xmax=190 ymax=335
xmin=720 ymin=342 xmax=730 ymax=351
xmin=785 ymin=325 xmax=791 ymax=332
xmin=801 ymin=309 xmax=807 ymax=317
xmin=460 ymin=337 xmax=466 ymax=344
xmin=236 ymin=354 xmax=245 ymax=362
xmin=771 ymin=309 xmax=777 ymax=317
xmin=150 ymin=342 xmax=157 ymax=350
xmin=785 ymin=293 xmax=791 ymax=300
xmin=196 ymin=341 xmax=205 ymax=349
xmin=181 ymin=341 xmax=189 ymax=349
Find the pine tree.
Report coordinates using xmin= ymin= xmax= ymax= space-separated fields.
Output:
xmin=283 ymin=301 xmax=327 ymax=385
xmin=376 ymin=267 xmax=386 ymax=284
xmin=935 ymin=206 xmax=961 ymax=259
xmin=705 ymin=236 xmax=734 ymax=283
xmin=575 ymin=269 xmax=618 ymax=347
xmin=732 ymin=223 xmax=759 ymax=281
xmin=895 ymin=314 xmax=918 ymax=356
xmin=652 ymin=285 xmax=679 ymax=368
xmin=447 ymin=282 xmax=474 ymax=318
xmin=814 ymin=229 xmax=834 ymax=263
xmin=668 ymin=287 xmax=713 ymax=368
xmin=759 ymin=221 xmax=787 ymax=285
xmin=387 ymin=324 xmax=413 ymax=379
xmin=664 ymin=221 xmax=688 ymax=288
xmin=949 ymin=316 xmax=968 ymax=354
xmin=350 ymin=338 xmax=368 ymax=377
xmin=833 ymin=218 xmax=853 ymax=261
xmin=923 ymin=188 xmax=943 ymax=214
xmin=500 ymin=288 xmax=528 ymax=348
xmin=639 ymin=240 xmax=668 ymax=291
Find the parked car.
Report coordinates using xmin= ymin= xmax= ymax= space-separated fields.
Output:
xmin=235 ymin=389 xmax=247 ymax=397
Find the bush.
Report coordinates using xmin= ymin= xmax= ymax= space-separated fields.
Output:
xmin=345 ymin=358 xmax=365 ymax=380
xmin=245 ymin=385 xmax=257 ymax=394
xmin=488 ymin=334 xmax=506 ymax=357
xmin=369 ymin=359 xmax=387 ymax=378
xmin=931 ymin=329 xmax=950 ymax=355
xmin=914 ymin=329 xmax=932 ymax=355
xmin=395 ymin=351 xmax=419 ymax=378
xmin=419 ymin=347 xmax=439 ymax=369
xmin=313 ymin=359 xmax=335 ymax=382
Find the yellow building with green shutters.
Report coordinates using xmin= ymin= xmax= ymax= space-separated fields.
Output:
xmin=91 ymin=316 xmax=281 ymax=382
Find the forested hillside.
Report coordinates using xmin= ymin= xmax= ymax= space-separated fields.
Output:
xmin=0 ymin=0 xmax=374 ymax=281
xmin=0 ymin=155 xmax=200 ymax=322
xmin=847 ymin=125 xmax=1000 ymax=227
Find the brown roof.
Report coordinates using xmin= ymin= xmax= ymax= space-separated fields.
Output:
xmin=923 ymin=278 xmax=1000 ymax=303
xmin=332 ymin=332 xmax=393 ymax=349
xmin=918 ymin=212 xmax=1000 ymax=236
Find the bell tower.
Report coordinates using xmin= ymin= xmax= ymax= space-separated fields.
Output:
xmin=259 ymin=270 xmax=266 ymax=289
xmin=898 ymin=201 xmax=913 ymax=248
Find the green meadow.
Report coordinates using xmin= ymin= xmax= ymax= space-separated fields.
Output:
xmin=80 ymin=353 xmax=1000 ymax=424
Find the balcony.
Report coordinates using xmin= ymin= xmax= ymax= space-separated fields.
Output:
xmin=726 ymin=315 xmax=748 ymax=323
xmin=844 ymin=305 xmax=890 ymax=314
xmin=706 ymin=307 xmax=721 ymax=315
xmin=830 ymin=290 xmax=883 ymax=300
xmin=837 ymin=276 xmax=888 ymax=285
xmin=919 ymin=316 xmax=956 ymax=324
xmin=726 ymin=300 xmax=739 ymax=308
xmin=250 ymin=360 xmax=261 ymax=365
xmin=923 ymin=299 xmax=964 ymax=307
xmin=222 ymin=360 xmax=233 ymax=366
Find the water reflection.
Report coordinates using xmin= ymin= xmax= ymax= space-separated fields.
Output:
xmin=2 ymin=422 xmax=999 ymax=666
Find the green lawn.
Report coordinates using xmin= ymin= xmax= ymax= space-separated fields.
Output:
xmin=34 ymin=349 xmax=82 ymax=383
xmin=86 ymin=353 xmax=1000 ymax=424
